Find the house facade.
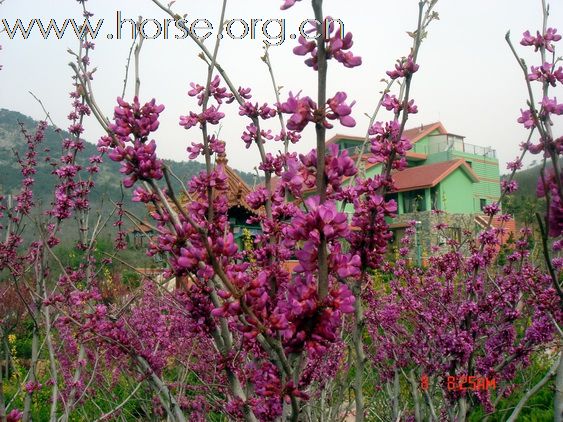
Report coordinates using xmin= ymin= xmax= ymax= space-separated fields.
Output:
xmin=327 ymin=122 xmax=509 ymax=262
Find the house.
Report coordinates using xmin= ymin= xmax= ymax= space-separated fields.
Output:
xmin=327 ymin=122 xmax=511 ymax=261
xmin=329 ymin=122 xmax=501 ymax=213
xmin=129 ymin=221 xmax=155 ymax=249
xmin=213 ymin=154 xmax=262 ymax=247
xmin=142 ymin=122 xmax=508 ymax=273
xmin=165 ymin=153 xmax=262 ymax=249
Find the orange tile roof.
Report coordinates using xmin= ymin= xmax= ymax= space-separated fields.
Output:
xmin=390 ymin=159 xmax=478 ymax=192
xmin=147 ymin=155 xmax=256 ymax=214
xmin=402 ymin=122 xmax=447 ymax=144
xmin=129 ymin=222 xmax=154 ymax=234
xmin=326 ymin=122 xmax=448 ymax=147
xmin=218 ymin=162 xmax=254 ymax=211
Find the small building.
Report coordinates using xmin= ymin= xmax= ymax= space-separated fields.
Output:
xmin=327 ymin=122 xmax=512 ymax=262
xmin=214 ymin=154 xmax=262 ymax=247
xmin=129 ymin=222 xmax=155 ymax=249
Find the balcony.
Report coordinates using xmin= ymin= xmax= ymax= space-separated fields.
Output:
xmin=339 ymin=143 xmax=367 ymax=157
xmin=425 ymin=134 xmax=497 ymax=159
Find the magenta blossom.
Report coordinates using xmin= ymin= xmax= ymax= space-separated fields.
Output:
xmin=241 ymin=124 xmax=273 ymax=149
xmin=528 ymin=62 xmax=563 ymax=87
xmin=280 ymin=0 xmax=301 ymax=10
xmin=520 ymin=28 xmax=561 ymax=52
xmin=179 ymin=106 xmax=225 ymax=129
xmin=277 ymin=91 xmax=317 ymax=132
xmin=382 ymin=94 xmax=418 ymax=115
xmin=239 ymin=102 xmax=277 ymax=120
xmin=294 ymin=19 xmax=361 ymax=69
xmin=111 ymin=96 xmax=164 ymax=142
xmin=540 ymin=96 xmax=563 ymax=115
xmin=187 ymin=75 xmax=233 ymax=105
xmin=7 ymin=409 xmax=23 ymax=422
xmin=108 ymin=139 xmax=163 ymax=188
xmin=325 ymin=91 xmax=356 ymax=128
xmin=537 ymin=168 xmax=563 ymax=237
xmin=386 ymin=55 xmax=419 ymax=79
xmin=517 ymin=109 xmax=535 ymax=129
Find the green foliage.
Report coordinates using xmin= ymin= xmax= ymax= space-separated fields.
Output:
xmin=0 ymin=108 xmax=258 ymax=251
xmin=500 ymin=160 xmax=563 ymax=224
xmin=13 ymin=335 xmax=32 ymax=360
xmin=122 ymin=269 xmax=142 ymax=288
xmin=468 ymin=354 xmax=556 ymax=421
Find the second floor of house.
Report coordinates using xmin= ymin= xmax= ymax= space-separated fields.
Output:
xmin=328 ymin=122 xmax=501 ymax=216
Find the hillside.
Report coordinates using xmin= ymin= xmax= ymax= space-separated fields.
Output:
xmin=501 ymin=159 xmax=562 ymax=224
xmin=0 ymin=108 xmax=257 ymax=222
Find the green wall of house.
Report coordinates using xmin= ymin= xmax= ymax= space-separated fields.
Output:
xmin=331 ymin=129 xmax=501 ymax=216
xmin=437 ymin=168 xmax=480 ymax=213
xmin=409 ymin=129 xmax=442 ymax=154
xmin=422 ymin=150 xmax=500 ymax=210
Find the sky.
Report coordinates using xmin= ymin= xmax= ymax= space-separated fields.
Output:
xmin=0 ymin=0 xmax=562 ymax=174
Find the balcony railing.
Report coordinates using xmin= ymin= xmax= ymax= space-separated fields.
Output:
xmin=335 ymin=134 xmax=497 ymax=160
xmin=425 ymin=135 xmax=497 ymax=159
xmin=339 ymin=144 xmax=367 ymax=157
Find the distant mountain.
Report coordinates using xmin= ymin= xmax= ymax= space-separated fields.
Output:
xmin=501 ymin=159 xmax=562 ymax=224
xmin=0 ymin=108 xmax=257 ymax=220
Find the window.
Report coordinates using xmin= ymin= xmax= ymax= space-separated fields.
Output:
xmin=430 ymin=187 xmax=439 ymax=211
xmin=480 ymin=198 xmax=487 ymax=211
xmin=403 ymin=189 xmax=426 ymax=213
xmin=448 ymin=227 xmax=462 ymax=243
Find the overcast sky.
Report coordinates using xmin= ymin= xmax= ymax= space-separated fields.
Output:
xmin=0 ymin=0 xmax=562 ymax=173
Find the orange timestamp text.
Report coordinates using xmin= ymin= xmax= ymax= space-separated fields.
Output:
xmin=446 ymin=375 xmax=496 ymax=391
xmin=420 ymin=374 xmax=496 ymax=392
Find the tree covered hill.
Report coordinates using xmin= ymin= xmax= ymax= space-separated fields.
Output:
xmin=501 ymin=158 xmax=562 ymax=224
xmin=0 ymin=108 xmax=257 ymax=217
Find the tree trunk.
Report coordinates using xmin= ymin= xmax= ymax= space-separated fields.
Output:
xmin=0 ymin=328 xmax=6 ymax=422
xmin=352 ymin=283 xmax=365 ymax=422
xmin=555 ymin=349 xmax=563 ymax=422
xmin=22 ymin=321 xmax=39 ymax=422
xmin=507 ymin=356 xmax=558 ymax=422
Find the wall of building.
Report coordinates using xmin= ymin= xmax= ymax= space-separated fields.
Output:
xmin=415 ymin=137 xmax=501 ymax=211
xmin=334 ymin=133 xmax=501 ymax=215
xmin=389 ymin=211 xmax=476 ymax=263
xmin=439 ymin=169 xmax=479 ymax=213
xmin=410 ymin=129 xmax=443 ymax=154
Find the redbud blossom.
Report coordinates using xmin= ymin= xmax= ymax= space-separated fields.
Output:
xmin=386 ymin=55 xmax=419 ymax=79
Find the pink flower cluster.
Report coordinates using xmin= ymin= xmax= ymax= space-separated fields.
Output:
xmin=277 ymin=90 xmax=357 ymax=132
xmin=102 ymin=97 xmax=165 ymax=188
xmin=180 ymin=76 xmax=232 ymax=133
xmin=366 ymin=225 xmax=560 ymax=412
xmin=537 ymin=169 xmax=563 ymax=237
xmin=520 ymin=27 xmax=561 ymax=52
xmin=188 ymin=75 xmax=234 ymax=105
xmin=527 ymin=62 xmax=563 ymax=87
xmin=187 ymin=135 xmax=225 ymax=159
xmin=111 ymin=97 xmax=164 ymax=142
xmin=516 ymin=24 xmax=562 ymax=242
xmin=108 ymin=139 xmax=163 ymax=187
xmin=293 ymin=20 xmax=362 ymax=69
xmin=179 ymin=106 xmax=225 ymax=129
xmin=386 ymin=55 xmax=419 ymax=79
xmin=274 ymin=274 xmax=355 ymax=356
xmin=277 ymin=91 xmax=317 ymax=132
xmin=369 ymin=120 xmax=413 ymax=170
xmin=382 ymin=94 xmax=418 ymax=115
